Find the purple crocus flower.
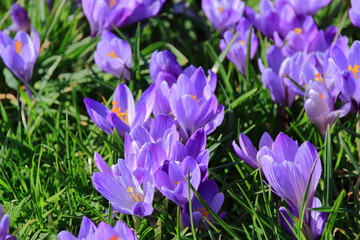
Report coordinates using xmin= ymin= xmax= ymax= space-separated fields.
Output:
xmin=246 ymin=0 xmax=307 ymax=40
xmin=81 ymin=0 xmax=136 ymax=37
xmin=284 ymin=0 xmax=332 ymax=15
xmin=8 ymin=4 xmax=31 ymax=33
xmin=273 ymin=16 xmax=317 ymax=56
xmin=258 ymin=133 xmax=322 ymax=214
xmin=94 ymin=30 xmax=132 ymax=81
xmin=219 ymin=17 xmax=258 ymax=75
xmin=350 ymin=0 xmax=360 ymax=28
xmin=149 ymin=50 xmax=182 ymax=86
xmin=304 ymin=81 xmax=350 ymax=136
xmin=182 ymin=179 xmax=225 ymax=228
xmin=329 ymin=40 xmax=360 ymax=112
xmin=201 ymin=0 xmax=245 ymax=32
xmin=83 ymin=83 xmax=155 ymax=136
xmin=122 ymin=0 xmax=166 ymax=26
xmin=169 ymin=67 xmax=224 ymax=140
xmin=93 ymin=154 xmax=154 ymax=217
xmin=58 ymin=216 xmax=137 ymax=240
xmin=0 ymin=28 xmax=40 ymax=86
xmin=279 ymin=197 xmax=328 ymax=239
xmin=259 ymin=45 xmax=296 ymax=105
xmin=232 ymin=132 xmax=273 ymax=169
xmin=154 ymin=157 xmax=201 ymax=207
xmin=0 ymin=206 xmax=16 ymax=240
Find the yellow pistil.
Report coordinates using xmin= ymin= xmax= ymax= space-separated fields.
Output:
xmin=109 ymin=237 xmax=119 ymax=240
xmin=314 ymin=73 xmax=324 ymax=83
xmin=196 ymin=207 xmax=210 ymax=218
xmin=15 ymin=40 xmax=23 ymax=54
xmin=294 ymin=27 xmax=302 ymax=34
xmin=190 ymin=95 xmax=197 ymax=102
xmin=217 ymin=6 xmax=225 ymax=13
xmin=126 ymin=186 xmax=144 ymax=202
xmin=348 ymin=64 xmax=360 ymax=79
xmin=107 ymin=51 xmax=119 ymax=58
xmin=109 ymin=0 xmax=117 ymax=8
xmin=238 ymin=40 xmax=245 ymax=45
xmin=111 ymin=101 xmax=129 ymax=126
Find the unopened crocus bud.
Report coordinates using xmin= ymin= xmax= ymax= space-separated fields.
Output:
xmin=9 ymin=4 xmax=31 ymax=33
xmin=304 ymin=81 xmax=350 ymax=136
xmin=94 ymin=30 xmax=132 ymax=81
xmin=149 ymin=50 xmax=182 ymax=86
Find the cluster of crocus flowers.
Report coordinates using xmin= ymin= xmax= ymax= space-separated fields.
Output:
xmin=85 ymin=50 xmax=225 ymax=227
xmin=94 ymin=30 xmax=132 ymax=81
xmin=241 ymin=0 xmax=353 ymax=135
xmin=58 ymin=216 xmax=137 ymax=240
xmin=233 ymin=132 xmax=328 ymax=238
xmin=0 ymin=4 xmax=40 ymax=96
xmin=0 ymin=206 xmax=16 ymax=240
xmin=82 ymin=0 xmax=166 ymax=37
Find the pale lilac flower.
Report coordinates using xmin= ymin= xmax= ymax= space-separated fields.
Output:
xmin=284 ymin=0 xmax=332 ymax=15
xmin=258 ymin=133 xmax=321 ymax=214
xmin=246 ymin=0 xmax=307 ymax=39
xmin=81 ymin=0 xmax=136 ymax=37
xmin=83 ymin=83 xmax=155 ymax=136
xmin=202 ymin=0 xmax=245 ymax=31
xmin=232 ymin=132 xmax=273 ymax=169
xmin=329 ymin=40 xmax=360 ymax=112
xmin=0 ymin=28 xmax=40 ymax=85
xmin=304 ymin=81 xmax=350 ymax=136
xmin=93 ymin=154 xmax=154 ymax=217
xmin=219 ymin=17 xmax=258 ymax=75
xmin=350 ymin=0 xmax=360 ymax=28
xmin=149 ymin=50 xmax=182 ymax=86
xmin=154 ymin=157 xmax=201 ymax=207
xmin=94 ymin=30 xmax=132 ymax=81
xmin=58 ymin=216 xmax=137 ymax=240
xmin=122 ymin=0 xmax=166 ymax=26
xmin=169 ymin=67 xmax=224 ymax=140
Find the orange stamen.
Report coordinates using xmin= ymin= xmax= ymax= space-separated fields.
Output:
xmin=196 ymin=207 xmax=210 ymax=218
xmin=217 ymin=6 xmax=225 ymax=13
xmin=190 ymin=95 xmax=197 ymax=102
xmin=126 ymin=187 xmax=144 ymax=202
xmin=174 ymin=180 xmax=185 ymax=185
xmin=294 ymin=28 xmax=302 ymax=34
xmin=111 ymin=101 xmax=129 ymax=126
xmin=15 ymin=41 xmax=23 ymax=54
xmin=107 ymin=51 xmax=119 ymax=58
xmin=109 ymin=237 xmax=119 ymax=240
xmin=348 ymin=64 xmax=360 ymax=79
xmin=109 ymin=0 xmax=117 ymax=8
xmin=319 ymin=93 xmax=325 ymax=99
xmin=314 ymin=73 xmax=324 ymax=83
